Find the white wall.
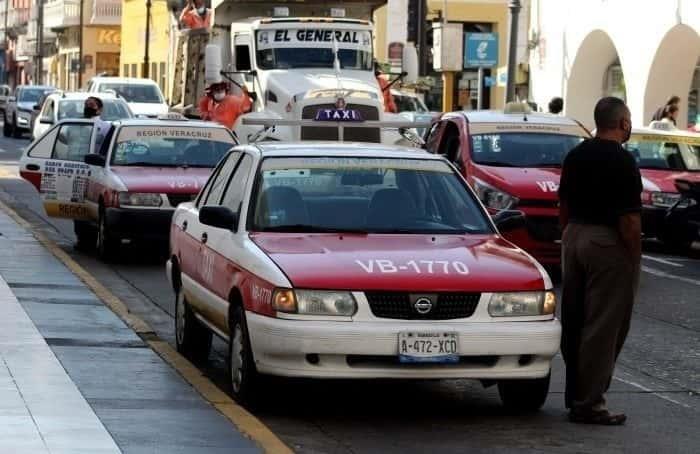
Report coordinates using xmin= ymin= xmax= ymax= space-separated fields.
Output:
xmin=528 ymin=0 xmax=700 ymax=129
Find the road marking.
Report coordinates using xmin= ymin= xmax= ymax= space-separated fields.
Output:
xmin=0 ymin=198 xmax=292 ymax=454
xmin=642 ymin=255 xmax=683 ymax=267
xmin=642 ymin=265 xmax=700 ymax=287
xmin=613 ymin=376 xmax=692 ymax=409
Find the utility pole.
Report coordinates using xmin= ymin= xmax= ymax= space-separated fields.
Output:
xmin=78 ymin=0 xmax=84 ymax=88
xmin=416 ymin=0 xmax=427 ymax=76
xmin=35 ymin=0 xmax=44 ymax=84
xmin=143 ymin=0 xmax=152 ymax=78
xmin=505 ymin=0 xmax=521 ymax=102
xmin=3 ymin=0 xmax=9 ymax=84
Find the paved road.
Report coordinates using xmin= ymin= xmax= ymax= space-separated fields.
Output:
xmin=1 ymin=133 xmax=698 ymax=453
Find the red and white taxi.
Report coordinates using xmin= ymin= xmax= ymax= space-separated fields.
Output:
xmin=167 ymin=142 xmax=561 ymax=410
xmin=19 ymin=116 xmax=237 ymax=259
xmin=624 ymin=122 xmax=700 ymax=248
xmin=424 ymin=105 xmax=590 ymax=267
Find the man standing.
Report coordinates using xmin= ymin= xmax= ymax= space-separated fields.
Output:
xmin=180 ymin=0 xmax=211 ymax=30
xmin=83 ymin=96 xmax=111 ymax=154
xmin=558 ymin=97 xmax=642 ymax=425
xmin=374 ymin=63 xmax=398 ymax=113
xmin=548 ymin=97 xmax=564 ymax=114
xmin=198 ymin=81 xmax=252 ymax=130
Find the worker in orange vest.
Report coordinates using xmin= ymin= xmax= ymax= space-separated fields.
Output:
xmin=180 ymin=0 xmax=211 ymax=30
xmin=198 ymin=81 xmax=253 ymax=130
xmin=375 ymin=63 xmax=398 ymax=113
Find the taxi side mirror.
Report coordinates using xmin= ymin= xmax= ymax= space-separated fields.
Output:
xmin=493 ymin=210 xmax=526 ymax=232
xmin=199 ymin=205 xmax=238 ymax=232
xmin=84 ymin=153 xmax=106 ymax=167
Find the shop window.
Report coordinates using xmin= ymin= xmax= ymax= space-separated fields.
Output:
xmin=96 ymin=53 xmax=119 ymax=77
xmin=131 ymin=64 xmax=138 ymax=78
xmin=123 ymin=64 xmax=129 ymax=77
xmin=151 ymin=62 xmax=157 ymax=82
xmin=605 ymin=62 xmax=626 ymax=101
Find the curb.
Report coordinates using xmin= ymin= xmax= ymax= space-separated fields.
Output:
xmin=0 ymin=197 xmax=292 ymax=454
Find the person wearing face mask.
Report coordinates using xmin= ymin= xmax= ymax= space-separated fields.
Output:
xmin=83 ymin=97 xmax=112 ymax=154
xmin=180 ymin=0 xmax=211 ymax=30
xmin=198 ymin=81 xmax=253 ymax=130
xmin=558 ymin=97 xmax=641 ymax=426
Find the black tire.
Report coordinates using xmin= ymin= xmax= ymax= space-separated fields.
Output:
xmin=3 ymin=114 xmax=11 ymax=137
xmin=174 ymin=287 xmax=212 ymax=363
xmin=74 ymin=220 xmax=97 ymax=251
xmin=11 ymin=116 xmax=21 ymax=138
xmin=498 ymin=371 xmax=551 ymax=412
xmin=229 ymin=305 xmax=260 ymax=405
xmin=96 ymin=208 xmax=119 ymax=261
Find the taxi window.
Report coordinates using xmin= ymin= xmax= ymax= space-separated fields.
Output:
xmin=53 ymin=124 xmax=94 ymax=162
xmin=111 ymin=126 xmax=234 ymax=168
xmin=250 ymin=157 xmax=492 ymax=234
xmin=202 ymin=152 xmax=241 ymax=205
xmin=624 ymin=135 xmax=700 ymax=171
xmin=221 ymin=154 xmax=253 ymax=213
xmin=470 ymin=133 xmax=583 ymax=168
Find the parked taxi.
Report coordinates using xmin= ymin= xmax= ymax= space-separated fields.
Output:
xmin=424 ymin=104 xmax=590 ymax=267
xmin=624 ymin=121 xmax=700 ymax=248
xmin=19 ymin=115 xmax=237 ymax=259
xmin=166 ymin=142 xmax=561 ymax=410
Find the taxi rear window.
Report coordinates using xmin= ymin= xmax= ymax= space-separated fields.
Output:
xmin=625 ymin=134 xmax=700 ymax=171
xmin=111 ymin=126 xmax=236 ymax=168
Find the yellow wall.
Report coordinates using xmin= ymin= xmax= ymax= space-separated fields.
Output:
xmin=373 ymin=0 xmax=509 ymax=109
xmin=120 ymin=0 xmax=172 ymax=98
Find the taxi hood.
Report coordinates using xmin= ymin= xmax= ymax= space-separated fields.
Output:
xmin=265 ymin=69 xmax=380 ymax=106
xmin=250 ymin=233 xmax=547 ymax=292
xmin=476 ymin=165 xmax=562 ymax=200
xmin=111 ymin=166 xmax=212 ymax=194
xmin=641 ymin=169 xmax=700 ymax=193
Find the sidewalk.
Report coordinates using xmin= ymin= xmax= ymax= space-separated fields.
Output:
xmin=0 ymin=208 xmax=259 ymax=453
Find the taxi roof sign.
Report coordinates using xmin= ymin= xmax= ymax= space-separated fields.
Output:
xmin=649 ymin=120 xmax=673 ymax=131
xmin=157 ymin=112 xmax=188 ymax=121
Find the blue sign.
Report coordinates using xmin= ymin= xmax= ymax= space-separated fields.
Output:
xmin=464 ymin=33 xmax=499 ymax=68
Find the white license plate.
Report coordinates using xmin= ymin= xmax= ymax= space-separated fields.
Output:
xmin=398 ymin=332 xmax=459 ymax=364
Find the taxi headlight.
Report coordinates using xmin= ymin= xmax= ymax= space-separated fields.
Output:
xmin=488 ymin=291 xmax=556 ymax=317
xmin=472 ymin=177 xmax=519 ymax=210
xmin=650 ymin=191 xmax=681 ymax=208
xmin=118 ymin=192 xmax=163 ymax=207
xmin=272 ymin=289 xmax=357 ymax=316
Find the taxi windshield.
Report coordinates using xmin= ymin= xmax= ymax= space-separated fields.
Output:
xmin=624 ymin=136 xmax=700 ymax=171
xmin=470 ymin=133 xmax=584 ymax=168
xmin=58 ymin=99 xmax=132 ymax=121
xmin=251 ymin=156 xmax=492 ymax=235
xmin=99 ymin=83 xmax=163 ymax=104
xmin=111 ymin=139 xmax=231 ymax=168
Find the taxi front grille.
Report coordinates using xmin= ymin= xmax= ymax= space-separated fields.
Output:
xmin=301 ymin=104 xmax=381 ymax=143
xmin=167 ymin=193 xmax=195 ymax=207
xmin=525 ymin=216 xmax=561 ymax=242
xmin=365 ymin=292 xmax=480 ymax=320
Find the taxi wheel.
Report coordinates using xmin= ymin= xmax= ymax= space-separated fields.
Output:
xmin=2 ymin=114 xmax=10 ymax=137
xmin=497 ymin=371 xmax=551 ymax=412
xmin=229 ymin=305 xmax=260 ymax=405
xmin=175 ymin=288 xmax=212 ymax=363
xmin=74 ymin=221 xmax=97 ymax=251
xmin=97 ymin=210 xmax=118 ymax=261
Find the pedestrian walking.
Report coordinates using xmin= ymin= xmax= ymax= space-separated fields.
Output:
xmin=198 ymin=81 xmax=253 ymax=130
xmin=548 ymin=97 xmax=564 ymax=114
xmin=83 ymin=96 xmax=111 ymax=153
xmin=659 ymin=104 xmax=679 ymax=128
xmin=558 ymin=97 xmax=642 ymax=426
xmin=651 ymin=95 xmax=680 ymax=122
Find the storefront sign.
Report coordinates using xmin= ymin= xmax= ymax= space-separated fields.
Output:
xmin=97 ymin=29 xmax=121 ymax=45
xmin=464 ymin=33 xmax=498 ymax=68
xmin=388 ymin=42 xmax=404 ymax=75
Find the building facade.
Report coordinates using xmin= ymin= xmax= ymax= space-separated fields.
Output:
xmin=528 ymin=0 xmax=700 ymax=129
xmin=374 ymin=0 xmax=530 ymax=112
xmin=1 ymin=0 xmax=33 ymax=86
xmin=120 ymin=0 xmax=176 ymax=101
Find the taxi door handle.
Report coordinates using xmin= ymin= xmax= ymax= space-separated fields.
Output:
xmin=26 ymin=164 xmax=40 ymax=171
xmin=182 ymin=220 xmax=188 ymax=231
xmin=201 ymin=232 xmax=208 ymax=244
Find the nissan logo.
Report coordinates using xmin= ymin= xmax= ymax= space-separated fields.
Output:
xmin=414 ymin=297 xmax=433 ymax=314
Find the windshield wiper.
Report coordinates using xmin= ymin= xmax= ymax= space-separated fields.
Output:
xmin=260 ymin=224 xmax=369 ymax=234
xmin=474 ymin=161 xmax=517 ymax=167
xmin=528 ymin=163 xmax=562 ymax=168
xmin=123 ymin=162 xmax=163 ymax=167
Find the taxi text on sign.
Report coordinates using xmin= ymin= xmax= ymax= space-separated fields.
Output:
xmin=464 ymin=33 xmax=499 ymax=68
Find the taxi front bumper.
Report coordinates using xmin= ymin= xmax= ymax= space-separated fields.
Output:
xmin=105 ymin=207 xmax=174 ymax=241
xmin=247 ymin=313 xmax=561 ymax=379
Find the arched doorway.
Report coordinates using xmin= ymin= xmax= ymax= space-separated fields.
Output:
xmin=565 ymin=30 xmax=625 ymax=129
xmin=644 ymin=24 xmax=700 ymax=129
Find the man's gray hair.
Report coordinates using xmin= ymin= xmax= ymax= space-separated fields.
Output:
xmin=594 ymin=97 xmax=628 ymax=130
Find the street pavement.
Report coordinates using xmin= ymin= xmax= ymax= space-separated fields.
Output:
xmin=1 ymin=132 xmax=698 ymax=453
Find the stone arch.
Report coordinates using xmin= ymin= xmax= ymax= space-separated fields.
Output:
xmin=643 ymin=24 xmax=700 ymax=129
xmin=565 ymin=30 xmax=624 ymax=129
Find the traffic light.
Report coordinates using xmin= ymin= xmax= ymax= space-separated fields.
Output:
xmin=407 ymin=0 xmax=419 ymax=43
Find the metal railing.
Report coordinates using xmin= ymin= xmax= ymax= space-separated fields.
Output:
xmin=91 ymin=0 xmax=121 ymax=26
xmin=44 ymin=0 xmax=80 ymax=30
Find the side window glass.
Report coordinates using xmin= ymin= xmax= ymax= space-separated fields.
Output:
xmin=425 ymin=122 xmax=443 ymax=153
xmin=53 ymin=124 xmax=94 ymax=162
xmin=27 ymin=126 xmax=61 ymax=158
xmin=44 ymin=101 xmax=54 ymax=119
xmin=221 ymin=154 xmax=253 ymax=214
xmin=203 ymin=152 xmax=241 ymax=206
